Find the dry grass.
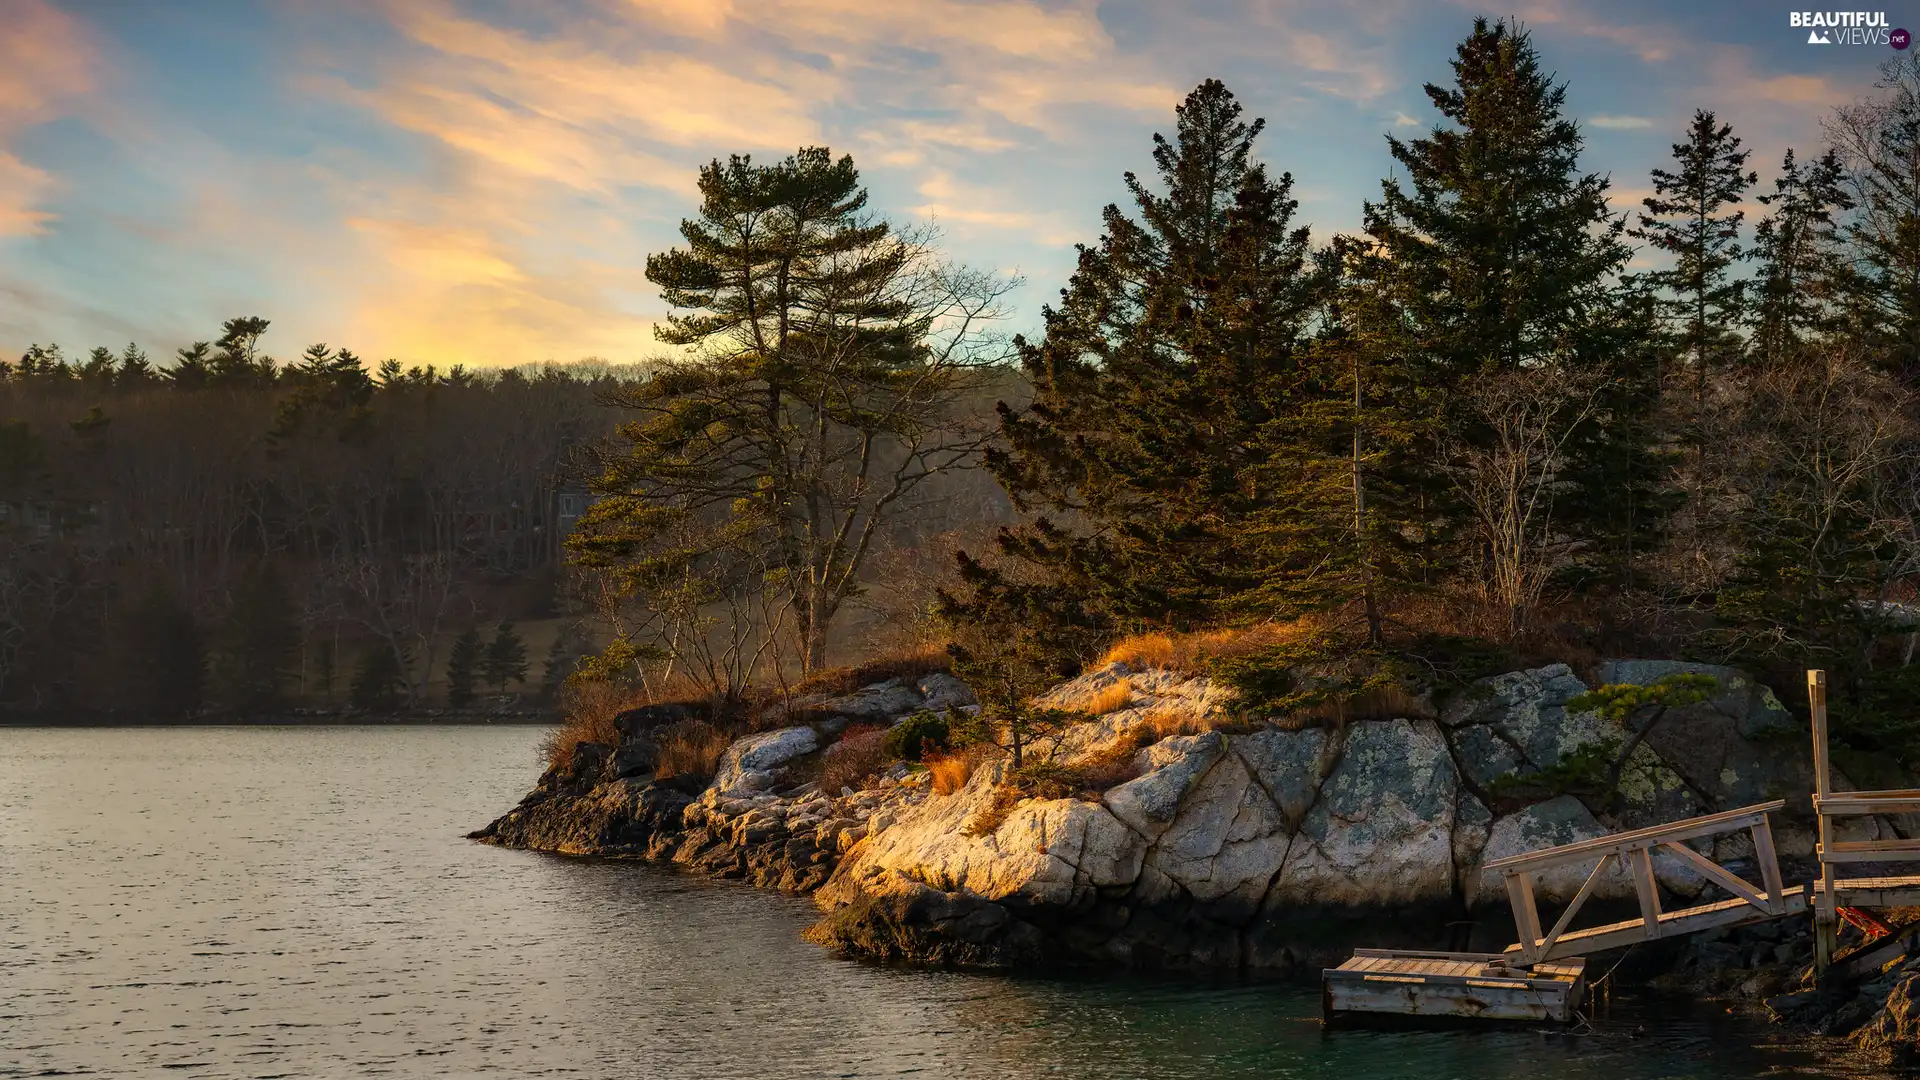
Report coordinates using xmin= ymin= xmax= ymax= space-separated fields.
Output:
xmin=1287 ymin=683 xmax=1434 ymax=724
xmin=1081 ymin=678 xmax=1135 ymax=717
xmin=787 ymin=646 xmax=952 ymax=700
xmin=1100 ymin=618 xmax=1330 ymax=674
xmin=927 ymin=749 xmax=978 ymax=795
xmin=654 ymin=719 xmax=732 ymax=781
xmin=1135 ymin=704 xmax=1212 ymax=739
xmin=540 ymin=681 xmax=646 ymax=771
xmin=817 ymin=723 xmax=891 ymax=792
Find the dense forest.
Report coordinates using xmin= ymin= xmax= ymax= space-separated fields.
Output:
xmin=8 ymin=20 xmax=1920 ymax=762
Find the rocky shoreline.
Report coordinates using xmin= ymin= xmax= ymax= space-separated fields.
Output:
xmin=471 ymin=659 xmax=1920 ymax=1064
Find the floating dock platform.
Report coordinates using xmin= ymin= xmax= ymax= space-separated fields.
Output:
xmin=1323 ymin=950 xmax=1587 ymax=1024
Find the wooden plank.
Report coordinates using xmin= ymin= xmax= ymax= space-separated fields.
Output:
xmin=1817 ymin=793 xmax=1920 ymax=816
xmin=1350 ymin=948 xmax=1507 ymax=962
xmin=1504 ymin=887 xmax=1807 ymax=963
xmin=1507 ymin=871 xmax=1545 ymax=963
xmin=1816 ymin=876 xmax=1920 ymax=909
xmin=1659 ymin=840 xmax=1768 ymax=910
xmin=1810 ymin=669 xmax=1831 ymax=801
xmin=1628 ymin=846 xmax=1663 ymax=932
xmin=1482 ymin=801 xmax=1786 ymax=873
xmin=1819 ymin=839 xmax=1920 ymax=863
xmin=1539 ymin=852 xmax=1612 ymax=956
xmin=1753 ymin=818 xmax=1786 ymax=913
xmin=1324 ymin=958 xmax=1586 ymax=1023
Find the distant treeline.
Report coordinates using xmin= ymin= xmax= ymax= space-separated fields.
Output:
xmin=0 ymin=339 xmax=625 ymax=715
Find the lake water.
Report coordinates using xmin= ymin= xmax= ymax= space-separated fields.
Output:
xmin=0 ymin=726 xmax=1874 ymax=1079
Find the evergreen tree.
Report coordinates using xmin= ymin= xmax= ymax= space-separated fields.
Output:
xmin=211 ymin=316 xmax=274 ymax=386
xmin=483 ymin=622 xmax=528 ymax=692
xmin=122 ymin=580 xmax=203 ymax=716
xmin=446 ymin=627 xmax=483 ymax=706
xmin=79 ymin=346 xmax=117 ymax=387
xmin=1366 ymin=18 xmax=1634 ymax=587
xmin=980 ymin=79 xmax=1325 ymax=633
xmin=117 ymin=342 xmax=156 ymax=387
xmin=169 ymin=342 xmax=212 ymax=390
xmin=1752 ymin=149 xmax=1854 ymax=368
xmin=573 ymin=145 xmax=1008 ymax=674
xmin=349 ymin=645 xmax=406 ymax=712
xmin=1831 ymin=55 xmax=1920 ymax=382
xmin=538 ymin=624 xmax=579 ymax=700
xmin=1629 ymin=110 xmax=1755 ymax=429
xmin=213 ymin=567 xmax=301 ymax=712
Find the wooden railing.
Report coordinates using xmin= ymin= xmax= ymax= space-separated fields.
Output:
xmin=1809 ymin=668 xmax=1920 ymax=970
xmin=1485 ymin=800 xmax=1804 ymax=966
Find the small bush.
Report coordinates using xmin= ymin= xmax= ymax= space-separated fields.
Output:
xmin=927 ymin=749 xmax=976 ymax=795
xmin=655 ymin=719 xmax=731 ymax=780
xmin=541 ymin=680 xmax=647 ymax=770
xmin=963 ymin=746 xmax=1143 ymax=835
xmin=1100 ymin=620 xmax=1327 ymax=674
xmin=819 ymin=723 xmax=891 ymax=792
xmin=1137 ymin=705 xmax=1210 ymax=739
xmin=1081 ymin=679 xmax=1134 ymax=717
xmin=883 ymin=711 xmax=951 ymax=761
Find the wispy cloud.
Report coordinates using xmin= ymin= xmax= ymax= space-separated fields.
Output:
xmin=1590 ymin=115 xmax=1655 ymax=129
xmin=0 ymin=0 xmax=94 ymax=236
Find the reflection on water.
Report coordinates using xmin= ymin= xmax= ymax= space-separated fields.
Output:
xmin=0 ymin=726 xmax=1870 ymax=1079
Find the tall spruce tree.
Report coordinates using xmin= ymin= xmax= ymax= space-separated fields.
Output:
xmin=483 ymin=622 xmax=528 ymax=692
xmin=1752 ymin=149 xmax=1854 ymax=368
xmin=1629 ymin=111 xmax=1755 ymax=429
xmin=979 ymin=79 xmax=1324 ymax=634
xmin=1831 ymin=55 xmax=1920 ymax=383
xmin=1366 ymin=18 xmax=1635 ymax=589
xmin=446 ymin=627 xmax=483 ymax=706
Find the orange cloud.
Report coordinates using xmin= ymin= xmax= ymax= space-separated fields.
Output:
xmin=0 ymin=0 xmax=94 ymax=236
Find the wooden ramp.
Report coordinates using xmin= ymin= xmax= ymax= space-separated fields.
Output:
xmin=1325 ymin=799 xmax=1801 ymax=1024
xmin=1323 ymin=950 xmax=1586 ymax=1024
xmin=1485 ymin=799 xmax=1804 ymax=965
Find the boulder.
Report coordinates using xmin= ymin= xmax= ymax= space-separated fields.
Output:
xmin=1268 ymin=720 xmax=1460 ymax=909
xmin=612 ymin=701 xmax=699 ymax=741
xmin=819 ymin=679 xmax=926 ymax=722
xmin=1469 ymin=794 xmax=1703 ymax=908
xmin=1101 ymin=732 xmax=1226 ymax=839
xmin=916 ymin=673 xmax=977 ymax=710
xmin=1592 ymin=660 xmax=1814 ymax=810
xmin=1442 ymin=664 xmax=1609 ymax=777
xmin=711 ymin=726 xmax=821 ymax=795
xmin=1851 ymin=969 xmax=1920 ymax=1064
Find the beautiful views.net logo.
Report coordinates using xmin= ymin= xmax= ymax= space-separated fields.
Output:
xmin=1789 ymin=11 xmax=1906 ymax=46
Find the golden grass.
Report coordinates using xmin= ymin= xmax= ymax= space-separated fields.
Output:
xmin=1290 ymin=683 xmax=1434 ymax=724
xmin=927 ymin=749 xmax=976 ymax=795
xmin=1136 ymin=704 xmax=1211 ymax=739
xmin=1100 ymin=617 xmax=1329 ymax=674
xmin=654 ymin=719 xmax=731 ymax=780
xmin=1080 ymin=678 xmax=1134 ymax=717
xmin=540 ymin=681 xmax=646 ymax=771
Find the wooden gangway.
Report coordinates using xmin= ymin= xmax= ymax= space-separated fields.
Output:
xmin=1485 ymin=800 xmax=1804 ymax=965
xmin=1809 ymin=668 xmax=1920 ymax=973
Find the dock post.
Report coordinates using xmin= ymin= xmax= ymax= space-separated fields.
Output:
xmin=1810 ymin=669 xmax=1838 ymax=976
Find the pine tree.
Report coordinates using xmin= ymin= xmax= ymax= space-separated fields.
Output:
xmin=213 ymin=567 xmax=301 ymax=712
xmin=1629 ymin=110 xmax=1755 ymax=432
xmin=446 ymin=627 xmax=483 ymax=706
xmin=1366 ymin=18 xmax=1634 ymax=589
xmin=211 ymin=316 xmax=274 ymax=386
xmin=1830 ymin=55 xmax=1920 ymax=381
xmin=122 ymin=580 xmax=203 ymax=716
xmin=538 ymin=624 xmax=578 ymax=700
xmin=169 ymin=342 xmax=211 ymax=390
xmin=1752 ymin=149 xmax=1854 ymax=368
xmin=573 ymin=145 xmax=1008 ymax=674
xmin=79 ymin=346 xmax=117 ymax=387
xmin=980 ymin=79 xmax=1325 ymax=633
xmin=350 ymin=645 xmax=406 ymax=712
xmin=117 ymin=342 xmax=156 ymax=387
xmin=483 ymin=622 xmax=528 ymax=692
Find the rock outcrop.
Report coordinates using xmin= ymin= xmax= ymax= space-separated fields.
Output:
xmin=478 ymin=657 xmax=1860 ymax=979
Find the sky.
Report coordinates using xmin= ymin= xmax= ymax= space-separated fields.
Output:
xmin=0 ymin=0 xmax=1907 ymax=369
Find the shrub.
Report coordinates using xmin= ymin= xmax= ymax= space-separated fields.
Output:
xmin=963 ymin=747 xmax=1143 ymax=835
xmin=1100 ymin=619 xmax=1326 ymax=674
xmin=883 ymin=711 xmax=951 ymax=761
xmin=1081 ymin=678 xmax=1134 ymax=717
xmin=818 ymin=723 xmax=891 ymax=792
xmin=540 ymin=680 xmax=645 ymax=771
xmin=927 ymin=749 xmax=976 ymax=795
xmin=655 ymin=719 xmax=731 ymax=780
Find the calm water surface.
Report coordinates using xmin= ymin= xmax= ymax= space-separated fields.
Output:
xmin=0 ymin=726 xmax=1878 ymax=1079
